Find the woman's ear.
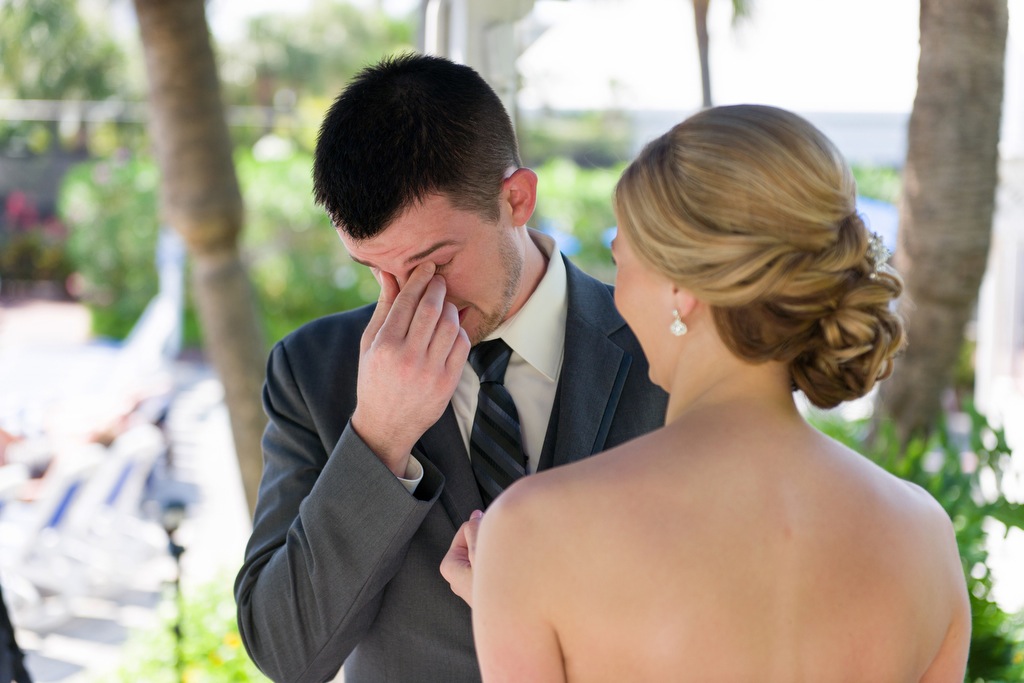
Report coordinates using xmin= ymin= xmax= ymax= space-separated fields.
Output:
xmin=503 ymin=168 xmax=538 ymax=227
xmin=672 ymin=286 xmax=701 ymax=320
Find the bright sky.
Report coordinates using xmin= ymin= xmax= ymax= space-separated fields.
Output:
xmin=519 ymin=0 xmax=921 ymax=113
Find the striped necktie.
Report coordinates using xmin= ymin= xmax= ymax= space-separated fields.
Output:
xmin=468 ymin=339 xmax=526 ymax=506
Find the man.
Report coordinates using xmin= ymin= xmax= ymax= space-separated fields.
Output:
xmin=234 ymin=53 xmax=667 ymax=683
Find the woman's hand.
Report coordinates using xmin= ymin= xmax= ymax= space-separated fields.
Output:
xmin=440 ymin=509 xmax=484 ymax=607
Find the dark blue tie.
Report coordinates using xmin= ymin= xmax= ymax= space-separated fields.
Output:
xmin=468 ymin=339 xmax=526 ymax=506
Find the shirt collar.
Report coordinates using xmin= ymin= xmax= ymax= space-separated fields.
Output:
xmin=485 ymin=229 xmax=567 ymax=381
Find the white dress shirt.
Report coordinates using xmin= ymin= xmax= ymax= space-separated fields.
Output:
xmin=399 ymin=229 xmax=568 ymax=491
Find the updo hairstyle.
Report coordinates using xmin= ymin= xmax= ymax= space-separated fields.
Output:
xmin=613 ymin=104 xmax=905 ymax=409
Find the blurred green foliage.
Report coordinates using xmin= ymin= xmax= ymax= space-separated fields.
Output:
xmin=61 ymin=156 xmax=162 ymax=339
xmin=235 ymin=149 xmax=378 ymax=343
xmin=0 ymin=0 xmax=126 ymax=100
xmin=0 ymin=0 xmax=129 ymax=155
xmin=955 ymin=338 xmax=979 ymax=399
xmin=222 ymin=0 xmax=414 ymax=101
xmin=519 ymin=110 xmax=633 ymax=169
xmin=533 ymin=157 xmax=623 ymax=283
xmin=852 ymin=164 xmax=902 ymax=205
xmin=217 ymin=0 xmax=414 ymax=151
xmin=0 ymin=208 xmax=72 ymax=283
xmin=102 ymin=574 xmax=268 ymax=683
xmin=0 ymin=230 xmax=73 ymax=282
xmin=58 ymin=150 xmax=381 ymax=346
xmin=812 ymin=404 xmax=1024 ymax=683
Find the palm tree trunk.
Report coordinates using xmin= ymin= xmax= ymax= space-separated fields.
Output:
xmin=875 ymin=0 xmax=1007 ymax=443
xmin=692 ymin=0 xmax=712 ymax=108
xmin=133 ymin=0 xmax=266 ymax=516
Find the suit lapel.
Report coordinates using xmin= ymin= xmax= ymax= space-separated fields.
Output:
xmin=544 ymin=312 xmax=630 ymax=468
xmin=540 ymin=258 xmax=633 ymax=469
xmin=415 ymin=404 xmax=482 ymax=525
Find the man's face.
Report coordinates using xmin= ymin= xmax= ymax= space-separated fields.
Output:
xmin=339 ymin=194 xmax=524 ymax=345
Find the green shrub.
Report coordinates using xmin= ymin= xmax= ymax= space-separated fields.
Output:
xmin=61 ymin=156 xmax=162 ymax=340
xmin=811 ymin=404 xmax=1024 ymax=682
xmin=234 ymin=148 xmax=377 ymax=344
xmin=0 ymin=225 xmax=74 ymax=283
xmin=519 ymin=111 xmax=633 ymax=169
xmin=852 ymin=164 xmax=902 ymax=204
xmin=58 ymin=150 xmax=379 ymax=348
xmin=102 ymin=575 xmax=268 ymax=683
xmin=533 ymin=157 xmax=624 ymax=283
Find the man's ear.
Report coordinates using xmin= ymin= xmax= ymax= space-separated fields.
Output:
xmin=503 ymin=168 xmax=538 ymax=227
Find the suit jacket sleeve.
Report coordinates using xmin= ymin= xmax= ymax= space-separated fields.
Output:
xmin=235 ymin=328 xmax=446 ymax=683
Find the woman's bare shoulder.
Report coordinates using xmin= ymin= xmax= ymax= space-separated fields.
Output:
xmin=815 ymin=436 xmax=963 ymax=583
xmin=480 ymin=432 xmax=675 ymax=561
xmin=828 ymin=435 xmax=954 ymax=526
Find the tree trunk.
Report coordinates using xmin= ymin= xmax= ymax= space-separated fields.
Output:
xmin=133 ymin=0 xmax=267 ymax=516
xmin=875 ymin=0 xmax=1007 ymax=443
xmin=692 ymin=0 xmax=712 ymax=108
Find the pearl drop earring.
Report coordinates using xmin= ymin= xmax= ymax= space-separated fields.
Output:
xmin=670 ymin=310 xmax=687 ymax=337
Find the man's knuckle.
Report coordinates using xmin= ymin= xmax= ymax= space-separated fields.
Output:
xmin=435 ymin=313 xmax=460 ymax=338
xmin=419 ymin=299 xmax=443 ymax=320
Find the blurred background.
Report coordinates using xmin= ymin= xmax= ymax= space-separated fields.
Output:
xmin=1 ymin=0 xmax=1022 ymax=681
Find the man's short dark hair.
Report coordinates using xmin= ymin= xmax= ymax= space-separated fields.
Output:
xmin=313 ymin=52 xmax=522 ymax=240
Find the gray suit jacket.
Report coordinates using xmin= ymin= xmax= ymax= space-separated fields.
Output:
xmin=235 ymin=256 xmax=667 ymax=682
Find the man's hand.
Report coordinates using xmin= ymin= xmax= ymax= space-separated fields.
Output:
xmin=351 ymin=262 xmax=471 ymax=476
xmin=440 ymin=510 xmax=483 ymax=607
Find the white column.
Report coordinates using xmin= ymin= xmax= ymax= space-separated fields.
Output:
xmin=975 ymin=2 xmax=1024 ymax=441
xmin=420 ymin=0 xmax=536 ymax=122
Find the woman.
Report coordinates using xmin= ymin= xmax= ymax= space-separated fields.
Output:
xmin=448 ymin=105 xmax=970 ymax=682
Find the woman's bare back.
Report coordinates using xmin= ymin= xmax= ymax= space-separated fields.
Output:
xmin=511 ymin=405 xmax=969 ymax=682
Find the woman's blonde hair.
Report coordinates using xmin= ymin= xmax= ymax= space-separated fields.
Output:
xmin=614 ymin=104 xmax=905 ymax=409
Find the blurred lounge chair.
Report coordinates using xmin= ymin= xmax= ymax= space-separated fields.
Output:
xmin=0 ymin=445 xmax=104 ymax=627
xmin=62 ymin=422 xmax=169 ymax=572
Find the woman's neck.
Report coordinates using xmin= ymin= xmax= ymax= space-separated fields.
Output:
xmin=664 ymin=349 xmax=799 ymax=426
